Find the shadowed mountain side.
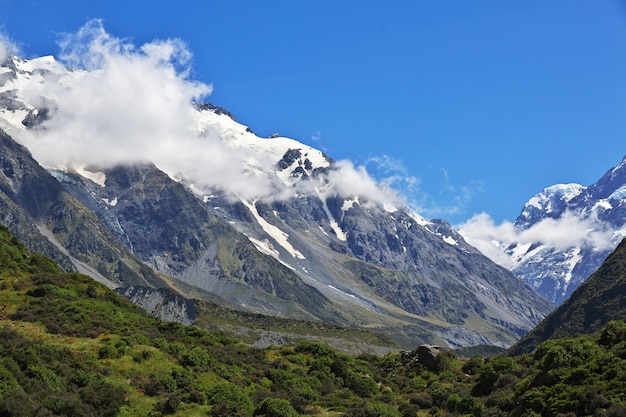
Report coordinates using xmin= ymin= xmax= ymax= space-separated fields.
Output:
xmin=0 ymin=129 xmax=167 ymax=288
xmin=509 ymin=238 xmax=626 ymax=356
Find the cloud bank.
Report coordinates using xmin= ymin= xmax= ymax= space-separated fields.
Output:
xmin=14 ymin=20 xmax=405 ymax=207
xmin=458 ymin=211 xmax=619 ymax=269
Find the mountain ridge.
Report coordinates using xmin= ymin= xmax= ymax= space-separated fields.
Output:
xmin=0 ymin=52 xmax=553 ymax=348
xmin=503 ymin=155 xmax=626 ymax=304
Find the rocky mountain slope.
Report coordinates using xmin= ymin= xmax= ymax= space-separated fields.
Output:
xmin=0 ymin=53 xmax=553 ymax=348
xmin=504 ymin=157 xmax=626 ymax=304
xmin=509 ymin=237 xmax=626 ymax=355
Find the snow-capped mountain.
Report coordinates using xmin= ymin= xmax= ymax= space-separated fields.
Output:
xmin=505 ymin=157 xmax=626 ymax=304
xmin=0 ymin=53 xmax=553 ymax=348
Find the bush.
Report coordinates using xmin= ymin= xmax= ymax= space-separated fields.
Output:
xmin=598 ymin=320 xmax=626 ymax=348
xmin=463 ymin=356 xmax=484 ymax=375
xmin=472 ymin=356 xmax=516 ymax=396
xmin=181 ymin=346 xmax=214 ymax=369
xmin=207 ymin=382 xmax=253 ymax=415
xmin=253 ymin=397 xmax=299 ymax=417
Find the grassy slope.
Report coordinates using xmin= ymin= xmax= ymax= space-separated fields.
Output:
xmin=2 ymin=225 xmax=626 ymax=417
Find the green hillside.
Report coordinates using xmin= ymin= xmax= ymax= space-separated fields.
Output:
xmin=1 ymin=225 xmax=626 ymax=416
xmin=509 ymin=238 xmax=626 ymax=356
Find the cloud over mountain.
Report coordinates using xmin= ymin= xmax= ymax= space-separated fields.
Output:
xmin=8 ymin=20 xmax=402 ymax=208
xmin=458 ymin=211 xmax=617 ymax=269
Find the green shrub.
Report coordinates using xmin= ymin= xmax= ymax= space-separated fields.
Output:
xmin=463 ymin=356 xmax=484 ymax=375
xmin=598 ymin=320 xmax=626 ymax=348
xmin=253 ymin=397 xmax=299 ymax=417
xmin=472 ymin=356 xmax=516 ymax=396
xmin=207 ymin=382 xmax=253 ymax=415
xmin=0 ymin=365 xmax=21 ymax=399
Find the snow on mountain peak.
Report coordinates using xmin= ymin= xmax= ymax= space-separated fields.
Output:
xmin=609 ymin=185 xmax=626 ymax=202
xmin=0 ymin=39 xmax=408 ymax=219
xmin=526 ymin=183 xmax=584 ymax=211
xmin=461 ymin=155 xmax=626 ymax=305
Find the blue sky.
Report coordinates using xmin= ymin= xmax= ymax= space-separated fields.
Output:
xmin=1 ymin=0 xmax=626 ymax=224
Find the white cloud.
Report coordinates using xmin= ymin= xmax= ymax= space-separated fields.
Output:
xmin=9 ymin=21 xmax=434 ymax=213
xmin=14 ymin=20 xmax=295 ymax=202
xmin=458 ymin=211 xmax=618 ymax=269
xmin=0 ymin=31 xmax=19 ymax=63
xmin=22 ymin=20 xmax=211 ymax=171
xmin=322 ymin=159 xmax=405 ymax=207
xmin=9 ymin=20 xmax=420 ymax=209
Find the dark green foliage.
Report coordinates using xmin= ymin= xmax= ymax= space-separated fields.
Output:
xmin=207 ymin=382 xmax=254 ymax=416
xmin=462 ymin=356 xmax=484 ymax=375
xmin=0 ymin=327 xmax=125 ymax=417
xmin=472 ymin=355 xmax=516 ymax=396
xmin=253 ymin=397 xmax=299 ymax=417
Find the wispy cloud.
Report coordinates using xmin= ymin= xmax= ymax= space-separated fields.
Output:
xmin=323 ymin=159 xmax=405 ymax=207
xmin=364 ymin=157 xmax=483 ymax=219
xmin=365 ymin=155 xmax=420 ymax=194
xmin=0 ymin=30 xmax=20 ymax=62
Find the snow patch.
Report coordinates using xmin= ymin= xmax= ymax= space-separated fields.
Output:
xmin=242 ymin=199 xmax=305 ymax=260
xmin=609 ymin=185 xmax=626 ymax=201
xmin=443 ymin=236 xmax=458 ymax=246
xmin=329 ymin=220 xmax=347 ymax=241
xmin=0 ymin=109 xmax=29 ymax=126
xmin=562 ymin=247 xmax=581 ymax=286
xmin=74 ymin=165 xmax=106 ymax=187
xmin=342 ymin=197 xmax=358 ymax=212
xmin=327 ymin=285 xmax=356 ymax=298
xmin=247 ymin=236 xmax=280 ymax=258
xmin=103 ymin=197 xmax=118 ymax=207
xmin=383 ymin=202 xmax=398 ymax=213
xmin=408 ymin=209 xmax=430 ymax=227
xmin=593 ymin=200 xmax=613 ymax=211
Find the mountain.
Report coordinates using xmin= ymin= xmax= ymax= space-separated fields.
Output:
xmin=503 ymin=156 xmax=626 ymax=304
xmin=509 ymin=237 xmax=626 ymax=356
xmin=0 ymin=128 xmax=169 ymax=290
xmin=0 ymin=53 xmax=553 ymax=348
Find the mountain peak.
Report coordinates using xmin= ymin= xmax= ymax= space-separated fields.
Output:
xmin=589 ymin=154 xmax=626 ymax=200
xmin=502 ymin=156 xmax=626 ymax=304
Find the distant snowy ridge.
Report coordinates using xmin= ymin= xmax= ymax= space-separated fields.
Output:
xmin=462 ymin=156 xmax=626 ymax=304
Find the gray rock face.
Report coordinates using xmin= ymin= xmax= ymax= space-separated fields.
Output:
xmin=417 ymin=345 xmax=441 ymax=371
xmin=116 ymin=285 xmax=196 ymax=325
xmin=202 ymin=151 xmax=552 ymax=347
